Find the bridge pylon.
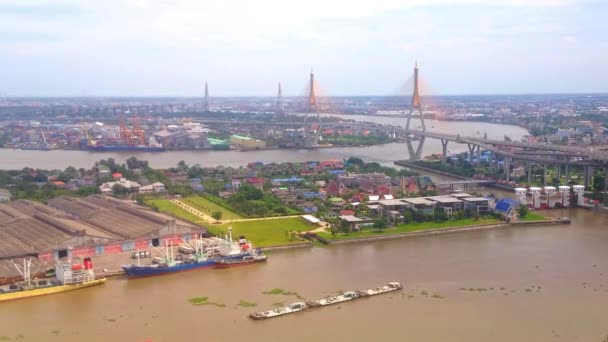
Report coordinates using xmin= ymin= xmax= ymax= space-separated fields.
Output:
xmin=276 ymin=82 xmax=284 ymax=116
xmin=405 ymin=62 xmax=426 ymax=160
xmin=203 ymin=82 xmax=209 ymax=112
xmin=301 ymin=70 xmax=322 ymax=148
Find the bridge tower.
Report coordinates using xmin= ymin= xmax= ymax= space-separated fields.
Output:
xmin=302 ymin=70 xmax=321 ymax=148
xmin=203 ymin=82 xmax=209 ymax=112
xmin=405 ymin=62 xmax=426 ymax=160
xmin=276 ymin=82 xmax=284 ymax=115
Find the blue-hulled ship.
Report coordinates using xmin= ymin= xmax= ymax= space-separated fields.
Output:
xmin=122 ymin=230 xmax=266 ymax=278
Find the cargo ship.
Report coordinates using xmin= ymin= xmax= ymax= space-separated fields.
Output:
xmin=122 ymin=230 xmax=266 ymax=278
xmin=87 ymin=144 xmax=165 ymax=152
xmin=249 ymin=282 xmax=402 ymax=320
xmin=0 ymin=257 xmax=106 ymax=303
xmin=122 ymin=240 xmax=215 ymax=278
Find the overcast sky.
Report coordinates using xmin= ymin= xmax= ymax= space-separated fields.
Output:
xmin=1 ymin=0 xmax=607 ymax=96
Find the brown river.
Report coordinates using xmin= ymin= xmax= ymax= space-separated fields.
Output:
xmin=2 ymin=120 xmax=608 ymax=341
xmin=1 ymin=207 xmax=607 ymax=341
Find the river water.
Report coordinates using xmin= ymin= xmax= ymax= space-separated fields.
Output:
xmin=0 ymin=119 xmax=528 ymax=170
xmin=4 ymin=120 xmax=607 ymax=341
xmin=1 ymin=208 xmax=607 ymax=341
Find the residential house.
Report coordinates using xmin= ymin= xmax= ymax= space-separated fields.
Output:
xmin=99 ymin=178 xmax=141 ymax=195
xmin=0 ymin=189 xmax=12 ymax=202
xmin=139 ymin=182 xmax=166 ymax=194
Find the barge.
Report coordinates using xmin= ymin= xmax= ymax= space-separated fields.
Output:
xmin=249 ymin=281 xmax=402 ymax=320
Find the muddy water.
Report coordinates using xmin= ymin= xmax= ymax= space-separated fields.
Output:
xmin=1 ymin=209 xmax=607 ymax=342
xmin=0 ymin=119 xmax=528 ymax=170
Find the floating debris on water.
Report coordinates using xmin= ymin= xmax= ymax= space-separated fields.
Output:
xmin=188 ymin=297 xmax=226 ymax=307
xmin=238 ymin=300 xmax=257 ymax=308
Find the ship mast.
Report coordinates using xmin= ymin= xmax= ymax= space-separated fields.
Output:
xmin=11 ymin=258 xmax=33 ymax=287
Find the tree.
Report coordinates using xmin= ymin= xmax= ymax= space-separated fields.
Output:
xmin=402 ymin=210 xmax=414 ymax=224
xmin=330 ymin=224 xmax=339 ymax=237
xmin=434 ymin=208 xmax=448 ymax=222
xmin=112 ymin=184 xmax=130 ymax=196
xmin=373 ymin=218 xmax=387 ymax=231
xmin=593 ymin=173 xmax=605 ymax=192
xmin=339 ymin=219 xmax=352 ymax=235
xmin=211 ymin=211 xmax=223 ymax=222
xmin=414 ymin=211 xmax=426 ymax=222
xmin=127 ymin=157 xmax=149 ymax=170
xmin=517 ymin=205 xmax=529 ymax=219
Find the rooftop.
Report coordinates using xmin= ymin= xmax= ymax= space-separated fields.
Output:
xmin=377 ymin=199 xmax=407 ymax=206
xmin=462 ymin=197 xmax=489 ymax=202
xmin=426 ymin=196 xmax=463 ymax=204
xmin=403 ymin=198 xmax=436 ymax=206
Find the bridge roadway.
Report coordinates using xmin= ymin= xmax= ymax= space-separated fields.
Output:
xmin=195 ymin=118 xmax=608 ymax=165
xmin=408 ymin=129 xmax=608 ymax=165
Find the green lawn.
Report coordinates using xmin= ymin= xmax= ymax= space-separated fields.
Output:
xmin=318 ymin=218 xmax=502 ymax=241
xmin=183 ymin=196 xmax=243 ymax=220
xmin=146 ymin=199 xmax=203 ymax=223
xmin=208 ymin=217 xmax=315 ymax=247
xmin=519 ymin=212 xmax=547 ymax=221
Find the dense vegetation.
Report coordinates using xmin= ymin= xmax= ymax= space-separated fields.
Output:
xmin=227 ymin=184 xmax=299 ymax=217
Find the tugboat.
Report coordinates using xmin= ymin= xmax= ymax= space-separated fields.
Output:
xmin=0 ymin=257 xmax=106 ymax=302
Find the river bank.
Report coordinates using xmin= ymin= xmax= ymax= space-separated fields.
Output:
xmin=1 ymin=207 xmax=606 ymax=342
xmin=323 ymin=218 xmax=567 ymax=245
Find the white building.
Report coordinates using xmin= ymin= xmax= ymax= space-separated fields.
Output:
xmin=139 ymin=182 xmax=166 ymax=194
xmin=99 ymin=178 xmax=142 ymax=195
xmin=0 ymin=189 xmax=12 ymax=202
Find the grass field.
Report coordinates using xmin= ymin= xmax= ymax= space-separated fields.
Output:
xmin=208 ymin=217 xmax=314 ymax=247
xmin=183 ymin=196 xmax=243 ymax=220
xmin=519 ymin=212 xmax=548 ymax=221
xmin=317 ymin=217 xmax=502 ymax=241
xmin=146 ymin=199 xmax=203 ymax=223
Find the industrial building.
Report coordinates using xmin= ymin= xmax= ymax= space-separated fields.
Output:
xmin=0 ymin=195 xmax=205 ymax=279
xmin=230 ymin=135 xmax=266 ymax=150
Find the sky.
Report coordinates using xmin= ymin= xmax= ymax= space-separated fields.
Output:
xmin=0 ymin=0 xmax=607 ymax=96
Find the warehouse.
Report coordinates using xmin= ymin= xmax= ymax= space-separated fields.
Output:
xmin=0 ymin=196 xmax=206 ymax=278
xmin=230 ymin=134 xmax=266 ymax=150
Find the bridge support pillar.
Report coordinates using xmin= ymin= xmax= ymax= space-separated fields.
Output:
xmin=543 ymin=164 xmax=547 ymax=187
xmin=467 ymin=144 xmax=475 ymax=164
xmin=494 ymin=153 xmax=499 ymax=171
xmin=556 ymin=164 xmax=561 ymax=181
xmin=406 ymin=137 xmax=426 ymax=161
xmin=527 ymin=161 xmax=532 ymax=185
xmin=475 ymin=146 xmax=482 ymax=166
xmin=504 ymin=157 xmax=510 ymax=181
xmin=565 ymin=164 xmax=569 ymax=182
xmin=584 ymin=166 xmax=594 ymax=188
xmin=440 ymin=139 xmax=448 ymax=164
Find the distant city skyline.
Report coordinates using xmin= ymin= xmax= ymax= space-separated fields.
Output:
xmin=1 ymin=0 xmax=607 ymax=96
